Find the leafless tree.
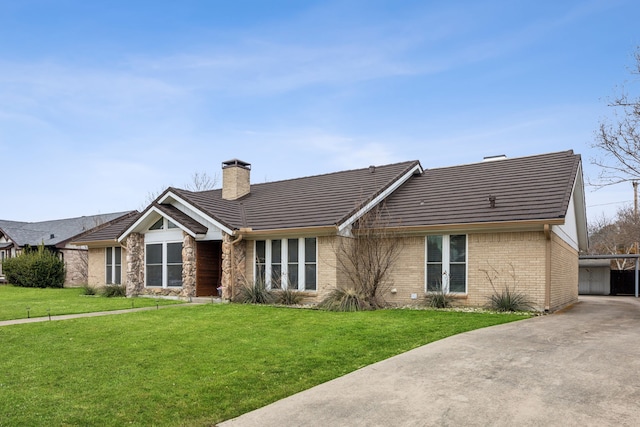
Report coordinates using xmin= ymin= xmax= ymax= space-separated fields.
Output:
xmin=334 ymin=205 xmax=402 ymax=308
xmin=588 ymin=206 xmax=640 ymax=270
xmin=185 ymin=171 xmax=219 ymax=192
xmin=139 ymin=171 xmax=219 ymax=209
xmin=591 ymin=47 xmax=640 ymax=186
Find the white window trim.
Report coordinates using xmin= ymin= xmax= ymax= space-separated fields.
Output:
xmin=425 ymin=234 xmax=467 ymax=294
xmin=255 ymin=238 xmax=317 ymax=291
xmin=105 ymin=246 xmax=122 ymax=285
xmin=145 ymin=241 xmax=183 ymax=288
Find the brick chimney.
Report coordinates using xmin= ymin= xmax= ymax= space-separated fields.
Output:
xmin=222 ymin=159 xmax=251 ymax=200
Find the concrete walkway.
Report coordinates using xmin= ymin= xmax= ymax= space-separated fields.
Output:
xmin=220 ymin=296 xmax=640 ymax=427
xmin=0 ymin=302 xmax=193 ymax=327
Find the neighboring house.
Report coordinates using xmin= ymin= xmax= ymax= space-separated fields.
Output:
xmin=0 ymin=212 xmax=136 ymax=286
xmin=74 ymin=150 xmax=588 ymax=311
xmin=71 ymin=211 xmax=140 ymax=288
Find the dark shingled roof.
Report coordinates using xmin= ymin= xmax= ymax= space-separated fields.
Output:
xmin=0 ymin=211 xmax=135 ymax=247
xmin=72 ymin=211 xmax=140 ymax=243
xmin=382 ymin=150 xmax=581 ymax=227
xmin=154 ymin=204 xmax=208 ymax=235
xmin=171 ymin=160 xmax=422 ymax=231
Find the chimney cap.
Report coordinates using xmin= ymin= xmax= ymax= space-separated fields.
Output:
xmin=222 ymin=159 xmax=251 ymax=170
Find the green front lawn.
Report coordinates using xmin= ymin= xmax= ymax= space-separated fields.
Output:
xmin=0 ymin=285 xmax=183 ymax=321
xmin=0 ymin=304 xmax=529 ymax=426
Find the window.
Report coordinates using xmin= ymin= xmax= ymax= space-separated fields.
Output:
xmin=105 ymin=247 xmax=122 ymax=285
xmin=426 ymin=235 xmax=467 ymax=293
xmin=146 ymin=242 xmax=183 ymax=288
xmin=149 ymin=218 xmax=179 ymax=231
xmin=254 ymin=238 xmax=317 ymax=291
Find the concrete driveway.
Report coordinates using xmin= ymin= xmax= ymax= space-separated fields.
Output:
xmin=220 ymin=296 xmax=640 ymax=426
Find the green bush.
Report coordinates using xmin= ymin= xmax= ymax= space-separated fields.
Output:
xmin=102 ymin=284 xmax=126 ymax=298
xmin=3 ymin=245 xmax=65 ymax=288
xmin=234 ymin=279 xmax=275 ymax=304
xmin=487 ymin=287 xmax=532 ymax=312
xmin=276 ymin=288 xmax=303 ymax=305
xmin=425 ymin=289 xmax=454 ymax=308
xmin=318 ymin=288 xmax=370 ymax=312
xmin=81 ymin=284 xmax=97 ymax=295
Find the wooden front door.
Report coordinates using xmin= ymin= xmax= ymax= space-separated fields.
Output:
xmin=196 ymin=241 xmax=222 ymax=297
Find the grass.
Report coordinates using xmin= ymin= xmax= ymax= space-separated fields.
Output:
xmin=0 ymin=304 xmax=530 ymax=426
xmin=0 ymin=285 xmax=183 ymax=321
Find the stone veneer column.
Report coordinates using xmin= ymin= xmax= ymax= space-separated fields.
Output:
xmin=181 ymin=233 xmax=197 ymax=298
xmin=125 ymin=233 xmax=144 ymax=297
xmin=221 ymin=232 xmax=247 ymax=299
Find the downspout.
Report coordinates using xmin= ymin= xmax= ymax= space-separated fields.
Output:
xmin=229 ymin=231 xmax=244 ymax=300
xmin=544 ymin=224 xmax=551 ymax=312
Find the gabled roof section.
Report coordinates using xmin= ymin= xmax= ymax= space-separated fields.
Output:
xmin=171 ymin=160 xmax=422 ymax=232
xmin=382 ymin=150 xmax=582 ymax=228
xmin=0 ymin=211 xmax=135 ymax=247
xmin=71 ymin=211 xmax=140 ymax=245
xmin=154 ymin=204 xmax=208 ymax=236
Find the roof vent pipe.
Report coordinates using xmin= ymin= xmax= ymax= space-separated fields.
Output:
xmin=489 ymin=195 xmax=496 ymax=208
xmin=369 ymin=165 xmax=376 ymax=174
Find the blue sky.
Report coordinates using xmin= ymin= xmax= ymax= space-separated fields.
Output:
xmin=1 ymin=0 xmax=638 ymax=222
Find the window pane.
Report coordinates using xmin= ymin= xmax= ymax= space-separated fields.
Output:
xmin=149 ymin=218 xmax=163 ymax=230
xmin=271 ymin=240 xmax=281 ymax=263
xmin=305 ymin=264 xmax=316 ymax=290
xmin=271 ymin=265 xmax=282 ymax=289
xmin=256 ymin=264 xmax=266 ymax=285
xmin=106 ymin=247 xmax=112 ymax=266
xmin=167 ymin=242 xmax=182 ymax=263
xmin=450 ymin=235 xmax=466 ymax=262
xmin=427 ymin=236 xmax=442 ymax=262
xmin=450 ymin=264 xmax=466 ymax=292
xmin=288 ymin=239 xmax=298 ymax=262
xmin=146 ymin=265 xmax=163 ymax=286
xmin=255 ymin=241 xmax=266 ymax=263
xmin=147 ymin=244 xmax=162 ymax=264
xmin=167 ymin=220 xmax=178 ymax=229
xmin=426 ymin=264 xmax=442 ymax=292
xmin=304 ymin=238 xmax=316 ymax=262
xmin=288 ymin=264 xmax=299 ymax=289
xmin=167 ymin=265 xmax=183 ymax=287
xmin=115 ymin=247 xmax=122 ymax=266
xmin=106 ymin=264 xmax=113 ymax=284
xmin=115 ymin=265 xmax=122 ymax=285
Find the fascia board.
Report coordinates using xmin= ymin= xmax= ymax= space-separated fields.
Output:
xmin=338 ymin=163 xmax=423 ymax=233
xmin=159 ymin=191 xmax=234 ymax=235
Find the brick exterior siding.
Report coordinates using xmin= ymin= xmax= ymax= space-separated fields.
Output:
xmin=549 ymin=233 xmax=579 ymax=311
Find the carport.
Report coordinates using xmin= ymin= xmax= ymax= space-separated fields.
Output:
xmin=579 ymin=254 xmax=640 ymax=298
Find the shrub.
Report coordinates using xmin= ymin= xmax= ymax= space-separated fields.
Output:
xmin=102 ymin=284 xmax=126 ymax=298
xmin=276 ymin=288 xmax=303 ymax=305
xmin=3 ymin=245 xmax=65 ymax=288
xmin=425 ymin=289 xmax=454 ymax=308
xmin=81 ymin=284 xmax=97 ymax=295
xmin=487 ymin=287 xmax=532 ymax=312
xmin=234 ymin=279 xmax=275 ymax=304
xmin=483 ymin=263 xmax=533 ymax=312
xmin=318 ymin=288 xmax=370 ymax=312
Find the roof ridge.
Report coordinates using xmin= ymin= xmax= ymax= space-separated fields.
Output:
xmin=424 ymin=150 xmax=575 ymax=171
xmin=177 ymin=160 xmax=421 ymax=195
